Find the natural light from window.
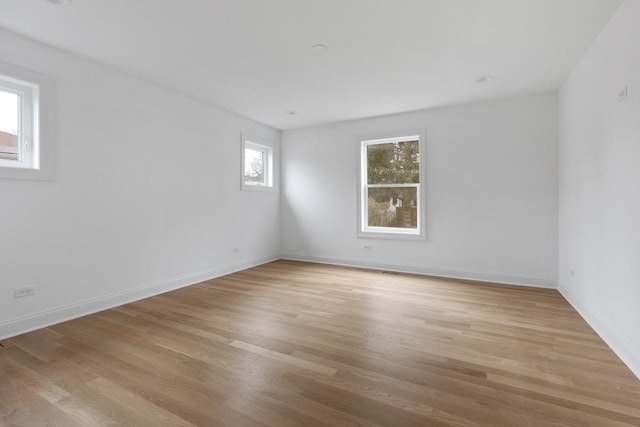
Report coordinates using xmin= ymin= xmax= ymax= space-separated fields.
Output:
xmin=244 ymin=147 xmax=264 ymax=185
xmin=360 ymin=133 xmax=425 ymax=239
xmin=241 ymin=135 xmax=274 ymax=191
xmin=0 ymin=89 xmax=19 ymax=162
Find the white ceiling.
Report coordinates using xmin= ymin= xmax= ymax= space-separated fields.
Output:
xmin=0 ymin=0 xmax=623 ymax=130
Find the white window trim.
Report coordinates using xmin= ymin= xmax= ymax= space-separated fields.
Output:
xmin=358 ymin=130 xmax=427 ymax=240
xmin=0 ymin=62 xmax=55 ymax=181
xmin=241 ymin=134 xmax=275 ymax=191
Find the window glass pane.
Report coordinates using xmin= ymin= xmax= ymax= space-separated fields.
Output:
xmin=244 ymin=147 xmax=265 ymax=184
xmin=367 ymin=139 xmax=419 ymax=185
xmin=367 ymin=187 xmax=418 ymax=228
xmin=0 ymin=89 xmax=19 ymax=162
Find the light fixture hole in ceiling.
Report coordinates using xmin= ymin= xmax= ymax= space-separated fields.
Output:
xmin=47 ymin=0 xmax=74 ymax=5
xmin=477 ymin=75 xmax=495 ymax=83
xmin=311 ymin=44 xmax=329 ymax=56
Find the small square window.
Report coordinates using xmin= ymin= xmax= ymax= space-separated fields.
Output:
xmin=0 ymin=90 xmax=20 ymax=162
xmin=241 ymin=135 xmax=274 ymax=191
xmin=0 ymin=62 xmax=55 ymax=181
xmin=0 ymin=79 xmax=35 ymax=169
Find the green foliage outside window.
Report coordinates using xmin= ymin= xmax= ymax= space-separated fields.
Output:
xmin=367 ymin=140 xmax=419 ymax=185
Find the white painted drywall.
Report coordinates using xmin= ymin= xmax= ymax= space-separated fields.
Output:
xmin=0 ymin=29 xmax=280 ymax=338
xmin=558 ymin=0 xmax=640 ymax=378
xmin=281 ymin=93 xmax=558 ymax=287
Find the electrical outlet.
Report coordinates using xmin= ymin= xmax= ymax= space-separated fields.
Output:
xmin=363 ymin=245 xmax=372 ymax=251
xmin=14 ymin=287 xmax=35 ymax=299
xmin=232 ymin=248 xmax=240 ymax=254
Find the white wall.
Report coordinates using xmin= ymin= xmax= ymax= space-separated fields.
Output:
xmin=0 ymin=29 xmax=280 ymax=338
xmin=281 ymin=94 xmax=558 ymax=287
xmin=559 ymin=0 xmax=640 ymax=378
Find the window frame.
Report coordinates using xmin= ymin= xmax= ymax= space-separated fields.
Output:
xmin=241 ymin=134 xmax=274 ymax=191
xmin=0 ymin=62 xmax=55 ymax=181
xmin=358 ymin=130 xmax=427 ymax=240
xmin=0 ymin=81 xmax=32 ymax=168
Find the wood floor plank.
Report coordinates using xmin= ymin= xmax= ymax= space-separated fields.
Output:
xmin=1 ymin=260 xmax=639 ymax=426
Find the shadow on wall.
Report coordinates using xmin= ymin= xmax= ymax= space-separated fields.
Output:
xmin=280 ymin=197 xmax=312 ymax=256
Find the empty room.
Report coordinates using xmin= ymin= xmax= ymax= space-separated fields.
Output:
xmin=1 ymin=0 xmax=639 ymax=426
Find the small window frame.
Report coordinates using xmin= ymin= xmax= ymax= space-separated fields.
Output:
xmin=0 ymin=81 xmax=32 ymax=168
xmin=0 ymin=62 xmax=55 ymax=181
xmin=358 ymin=130 xmax=427 ymax=240
xmin=241 ymin=134 xmax=274 ymax=191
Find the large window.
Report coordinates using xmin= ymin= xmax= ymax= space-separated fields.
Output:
xmin=241 ymin=134 xmax=274 ymax=191
xmin=359 ymin=132 xmax=426 ymax=239
xmin=0 ymin=62 xmax=54 ymax=181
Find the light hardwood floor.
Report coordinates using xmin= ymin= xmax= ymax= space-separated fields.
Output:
xmin=1 ymin=260 xmax=639 ymax=426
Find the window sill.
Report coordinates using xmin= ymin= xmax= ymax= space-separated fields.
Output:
xmin=358 ymin=228 xmax=425 ymax=241
xmin=242 ymin=184 xmax=276 ymax=192
xmin=0 ymin=166 xmax=54 ymax=181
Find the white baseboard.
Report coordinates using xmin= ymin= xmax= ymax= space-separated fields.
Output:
xmin=559 ymin=286 xmax=640 ymax=380
xmin=0 ymin=255 xmax=279 ymax=341
xmin=280 ymin=254 xmax=557 ymax=289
